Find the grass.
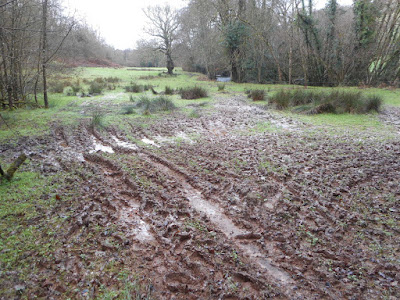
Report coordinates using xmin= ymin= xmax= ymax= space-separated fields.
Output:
xmin=179 ymin=86 xmax=208 ymax=99
xmin=0 ymin=171 xmax=69 ymax=296
xmin=135 ymin=95 xmax=176 ymax=114
xmin=269 ymin=89 xmax=383 ymax=114
xmin=0 ymin=68 xmax=398 ymax=143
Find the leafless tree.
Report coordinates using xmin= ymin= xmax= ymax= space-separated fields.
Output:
xmin=143 ymin=5 xmax=179 ymax=75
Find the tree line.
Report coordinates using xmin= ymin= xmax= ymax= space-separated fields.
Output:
xmin=171 ymin=0 xmax=399 ymax=86
xmin=1 ymin=0 xmax=399 ymax=111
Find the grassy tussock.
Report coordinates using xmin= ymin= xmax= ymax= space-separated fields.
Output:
xmin=179 ymin=86 xmax=208 ymax=100
xmin=269 ymin=90 xmax=382 ymax=114
xmin=134 ymin=96 xmax=176 ymax=114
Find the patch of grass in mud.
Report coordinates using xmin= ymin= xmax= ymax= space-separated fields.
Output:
xmin=293 ymin=112 xmax=397 ymax=139
xmin=98 ymin=271 xmax=154 ymax=300
xmin=0 ymin=172 xmax=66 ymax=296
xmin=247 ymin=121 xmax=281 ymax=134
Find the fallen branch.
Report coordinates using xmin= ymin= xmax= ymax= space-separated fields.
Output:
xmin=0 ymin=154 xmax=27 ymax=181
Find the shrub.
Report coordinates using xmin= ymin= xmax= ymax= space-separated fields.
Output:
xmin=88 ymin=81 xmax=104 ymax=94
xmin=124 ymin=82 xmax=143 ymax=93
xmin=165 ymin=86 xmax=174 ymax=95
xmin=217 ymin=83 xmax=225 ymax=91
xmin=179 ymin=86 xmax=208 ymax=100
xmin=250 ymin=89 xmax=265 ymax=101
xmin=63 ymin=86 xmax=75 ymax=96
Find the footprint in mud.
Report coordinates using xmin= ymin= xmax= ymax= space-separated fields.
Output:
xmin=164 ymin=272 xmax=194 ymax=292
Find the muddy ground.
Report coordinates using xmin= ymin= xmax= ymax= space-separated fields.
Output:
xmin=1 ymin=95 xmax=399 ymax=299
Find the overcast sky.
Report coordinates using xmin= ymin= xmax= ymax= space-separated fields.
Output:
xmin=63 ymin=0 xmax=353 ymax=50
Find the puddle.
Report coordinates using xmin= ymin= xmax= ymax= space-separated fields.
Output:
xmin=135 ymin=220 xmax=154 ymax=241
xmin=112 ymin=136 xmax=138 ymax=150
xmin=263 ymin=192 xmax=282 ymax=210
xmin=141 ymin=138 xmax=160 ymax=147
xmin=90 ymin=137 xmax=114 ymax=154
xmin=155 ymin=132 xmax=194 ymax=144
xmin=119 ymin=206 xmax=154 ymax=242
xmin=185 ymin=189 xmax=242 ymax=237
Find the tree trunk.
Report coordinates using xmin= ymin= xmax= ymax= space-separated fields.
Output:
xmin=42 ymin=0 xmax=49 ymax=108
xmin=1 ymin=154 xmax=27 ymax=181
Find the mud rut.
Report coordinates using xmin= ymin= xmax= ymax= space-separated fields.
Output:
xmin=50 ymin=95 xmax=400 ymax=299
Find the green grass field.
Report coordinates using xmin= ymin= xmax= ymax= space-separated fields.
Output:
xmin=1 ymin=67 xmax=398 ymax=142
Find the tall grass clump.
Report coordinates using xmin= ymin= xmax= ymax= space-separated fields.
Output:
xmin=365 ymin=95 xmax=383 ymax=112
xmin=165 ymin=86 xmax=174 ymax=95
xmin=105 ymin=76 xmax=121 ymax=83
xmin=250 ymin=89 xmax=266 ymax=101
xmin=122 ymin=105 xmax=136 ymax=115
xmin=63 ymin=86 xmax=75 ymax=96
xmin=91 ymin=110 xmax=105 ymax=129
xmin=88 ymin=81 xmax=105 ymax=94
xmin=217 ymin=83 xmax=225 ymax=91
xmin=124 ymin=82 xmax=143 ymax=93
xmin=135 ymin=96 xmax=176 ymax=114
xmin=179 ymin=86 xmax=208 ymax=99
xmin=269 ymin=89 xmax=382 ymax=114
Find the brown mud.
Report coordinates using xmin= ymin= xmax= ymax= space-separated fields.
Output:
xmin=1 ymin=95 xmax=399 ymax=299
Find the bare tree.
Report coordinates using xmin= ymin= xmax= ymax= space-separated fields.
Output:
xmin=143 ymin=5 xmax=179 ymax=75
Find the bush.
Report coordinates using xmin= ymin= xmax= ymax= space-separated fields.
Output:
xmin=269 ymin=89 xmax=383 ymax=114
xmin=250 ymin=89 xmax=265 ymax=101
xmin=88 ymin=81 xmax=104 ymax=94
xmin=217 ymin=83 xmax=225 ymax=91
xmin=63 ymin=86 xmax=75 ymax=96
xmin=124 ymin=82 xmax=143 ymax=93
xmin=165 ymin=86 xmax=174 ymax=95
xmin=179 ymin=86 xmax=208 ymax=99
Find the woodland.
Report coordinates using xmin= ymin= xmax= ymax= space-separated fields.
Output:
xmin=0 ymin=0 xmax=399 ymax=299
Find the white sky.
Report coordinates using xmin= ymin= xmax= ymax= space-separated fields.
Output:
xmin=63 ymin=0 xmax=353 ymax=50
